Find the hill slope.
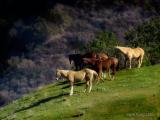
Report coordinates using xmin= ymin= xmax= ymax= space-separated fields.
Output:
xmin=0 ymin=3 xmax=158 ymax=103
xmin=0 ymin=65 xmax=160 ymax=120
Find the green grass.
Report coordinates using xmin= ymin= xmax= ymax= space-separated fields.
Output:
xmin=1 ymin=65 xmax=160 ymax=120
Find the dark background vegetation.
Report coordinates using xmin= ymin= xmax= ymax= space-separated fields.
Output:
xmin=0 ymin=0 xmax=159 ymax=106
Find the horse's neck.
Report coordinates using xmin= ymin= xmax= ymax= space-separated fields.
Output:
xmin=60 ymin=70 xmax=69 ymax=78
xmin=118 ymin=47 xmax=130 ymax=54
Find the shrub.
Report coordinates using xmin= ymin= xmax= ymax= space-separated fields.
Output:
xmin=125 ymin=17 xmax=160 ymax=65
xmin=82 ymin=31 xmax=121 ymax=56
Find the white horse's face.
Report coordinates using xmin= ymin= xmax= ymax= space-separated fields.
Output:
xmin=56 ymin=70 xmax=61 ymax=80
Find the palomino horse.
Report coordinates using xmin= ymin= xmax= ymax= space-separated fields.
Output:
xmin=115 ymin=46 xmax=144 ymax=69
xmin=56 ymin=68 xmax=98 ymax=96
xmin=83 ymin=57 xmax=119 ymax=80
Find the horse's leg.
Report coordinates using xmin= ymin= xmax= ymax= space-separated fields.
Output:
xmin=137 ymin=57 xmax=141 ymax=68
xmin=139 ymin=55 xmax=144 ymax=68
xmin=102 ymin=72 xmax=104 ymax=79
xmin=70 ymin=81 xmax=74 ymax=96
xmin=125 ymin=58 xmax=128 ymax=68
xmin=84 ymin=80 xmax=89 ymax=93
xmin=88 ymin=76 xmax=93 ymax=93
xmin=111 ymin=65 xmax=116 ymax=80
xmin=98 ymin=66 xmax=103 ymax=81
xmin=106 ymin=66 xmax=111 ymax=80
xmin=129 ymin=58 xmax=132 ymax=69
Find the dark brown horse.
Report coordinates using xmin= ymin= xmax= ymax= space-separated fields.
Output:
xmin=68 ymin=52 xmax=97 ymax=70
xmin=68 ymin=54 xmax=83 ymax=70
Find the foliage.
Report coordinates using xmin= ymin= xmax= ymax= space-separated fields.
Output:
xmin=125 ymin=17 xmax=160 ymax=65
xmin=83 ymin=31 xmax=121 ymax=56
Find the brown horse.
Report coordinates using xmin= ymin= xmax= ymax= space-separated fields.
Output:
xmin=115 ymin=46 xmax=144 ymax=69
xmin=56 ymin=68 xmax=99 ymax=95
xmin=82 ymin=52 xmax=108 ymax=67
xmin=83 ymin=57 xmax=119 ymax=80
xmin=96 ymin=57 xmax=119 ymax=80
xmin=97 ymin=52 xmax=108 ymax=60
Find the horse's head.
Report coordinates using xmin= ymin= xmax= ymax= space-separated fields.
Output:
xmin=55 ymin=69 xmax=61 ymax=80
xmin=115 ymin=46 xmax=120 ymax=49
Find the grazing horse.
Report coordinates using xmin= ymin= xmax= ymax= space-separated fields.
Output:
xmin=82 ymin=52 xmax=108 ymax=67
xmin=83 ymin=57 xmax=97 ymax=67
xmin=95 ymin=57 xmax=119 ymax=80
xmin=68 ymin=52 xmax=97 ymax=70
xmin=83 ymin=57 xmax=119 ymax=80
xmin=56 ymin=68 xmax=98 ymax=96
xmin=115 ymin=46 xmax=144 ymax=69
xmin=68 ymin=54 xmax=83 ymax=70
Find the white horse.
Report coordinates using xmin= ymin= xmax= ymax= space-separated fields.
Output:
xmin=56 ymin=68 xmax=98 ymax=96
xmin=115 ymin=46 xmax=144 ymax=69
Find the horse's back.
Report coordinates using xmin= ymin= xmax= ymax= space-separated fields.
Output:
xmin=97 ymin=53 xmax=108 ymax=60
xmin=82 ymin=68 xmax=98 ymax=80
xmin=68 ymin=70 xmax=85 ymax=81
xmin=137 ymin=47 xmax=144 ymax=54
xmin=83 ymin=68 xmax=97 ymax=75
xmin=134 ymin=47 xmax=145 ymax=56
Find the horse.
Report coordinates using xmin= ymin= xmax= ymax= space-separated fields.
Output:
xmin=83 ymin=57 xmax=119 ymax=80
xmin=83 ymin=57 xmax=97 ymax=67
xmin=115 ymin=46 xmax=144 ymax=69
xmin=68 ymin=52 xmax=97 ymax=70
xmin=56 ymin=68 xmax=99 ymax=96
xmin=68 ymin=54 xmax=83 ymax=70
xmin=97 ymin=52 xmax=108 ymax=60
xmin=82 ymin=52 xmax=108 ymax=68
xmin=96 ymin=57 xmax=119 ymax=80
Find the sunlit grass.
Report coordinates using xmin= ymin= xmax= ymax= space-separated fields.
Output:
xmin=0 ymin=65 xmax=160 ymax=120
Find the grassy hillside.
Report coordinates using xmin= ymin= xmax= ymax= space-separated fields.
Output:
xmin=0 ymin=65 xmax=160 ymax=120
xmin=0 ymin=3 xmax=158 ymax=103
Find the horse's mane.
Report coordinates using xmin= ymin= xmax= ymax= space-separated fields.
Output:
xmin=115 ymin=46 xmax=131 ymax=54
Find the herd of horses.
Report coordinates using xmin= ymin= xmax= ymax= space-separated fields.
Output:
xmin=56 ymin=46 xmax=145 ymax=96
